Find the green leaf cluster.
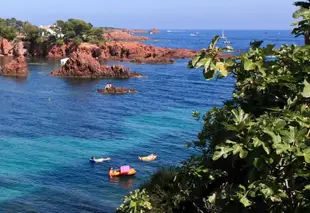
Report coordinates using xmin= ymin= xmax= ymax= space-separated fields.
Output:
xmin=119 ymin=4 xmax=310 ymax=212
xmin=121 ymin=33 xmax=310 ymax=213
xmin=176 ymin=35 xmax=310 ymax=212
xmin=52 ymin=19 xmax=105 ymax=44
xmin=117 ymin=189 xmax=152 ymax=213
xmin=292 ymin=0 xmax=310 ymax=45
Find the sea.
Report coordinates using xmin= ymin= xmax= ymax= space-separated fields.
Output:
xmin=0 ymin=30 xmax=303 ymax=213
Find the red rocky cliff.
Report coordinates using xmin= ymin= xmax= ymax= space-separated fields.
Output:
xmin=99 ymin=41 xmax=196 ymax=64
xmin=0 ymin=56 xmax=29 ymax=77
xmin=0 ymin=38 xmax=13 ymax=56
xmin=103 ymin=30 xmax=149 ymax=41
xmin=50 ymin=52 xmax=142 ymax=78
xmin=149 ymin=28 xmax=160 ymax=34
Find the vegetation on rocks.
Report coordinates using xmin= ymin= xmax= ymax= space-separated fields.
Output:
xmin=0 ymin=18 xmax=23 ymax=40
xmin=118 ymin=3 xmax=310 ymax=213
xmin=52 ymin=19 xmax=105 ymax=45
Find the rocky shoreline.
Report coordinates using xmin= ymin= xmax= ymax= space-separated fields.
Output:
xmin=0 ymin=56 xmax=28 ymax=77
xmin=0 ymin=28 xmax=233 ymax=78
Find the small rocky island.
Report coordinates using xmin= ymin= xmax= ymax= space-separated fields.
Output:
xmin=0 ymin=56 xmax=29 ymax=77
xmin=97 ymin=84 xmax=137 ymax=94
xmin=49 ymin=52 xmax=143 ymax=78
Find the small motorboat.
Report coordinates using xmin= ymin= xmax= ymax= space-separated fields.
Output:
xmin=109 ymin=165 xmax=136 ymax=177
xmin=60 ymin=58 xmax=69 ymax=66
xmin=138 ymin=154 xmax=157 ymax=161
xmin=89 ymin=157 xmax=111 ymax=163
xmin=190 ymin=33 xmax=196 ymax=36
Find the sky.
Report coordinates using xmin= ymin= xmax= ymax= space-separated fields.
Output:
xmin=1 ymin=0 xmax=298 ymax=30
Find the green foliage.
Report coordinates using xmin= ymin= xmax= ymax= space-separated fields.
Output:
xmin=122 ymin=33 xmax=310 ymax=212
xmin=292 ymin=0 xmax=310 ymax=44
xmin=52 ymin=19 xmax=104 ymax=44
xmin=56 ymin=39 xmax=64 ymax=46
xmin=179 ymin=34 xmax=310 ymax=212
xmin=182 ymin=36 xmax=310 ymax=212
xmin=0 ymin=23 xmax=17 ymax=40
xmin=23 ymin=22 xmax=40 ymax=42
xmin=140 ymin=167 xmax=181 ymax=213
xmin=72 ymin=37 xmax=83 ymax=45
xmin=188 ymin=36 xmax=233 ymax=80
xmin=0 ymin=18 xmax=25 ymax=40
xmin=117 ymin=189 xmax=152 ymax=213
xmin=2 ymin=18 xmax=25 ymax=32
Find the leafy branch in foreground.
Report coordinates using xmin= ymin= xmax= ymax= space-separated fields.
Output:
xmin=118 ymin=4 xmax=310 ymax=212
xmin=292 ymin=0 xmax=310 ymax=45
xmin=118 ymin=36 xmax=310 ymax=212
xmin=117 ymin=189 xmax=152 ymax=213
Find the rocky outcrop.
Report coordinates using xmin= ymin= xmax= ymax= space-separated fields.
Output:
xmin=149 ymin=28 xmax=160 ymax=34
xmin=127 ymin=29 xmax=147 ymax=34
xmin=103 ymin=30 xmax=149 ymax=41
xmin=50 ymin=52 xmax=142 ymax=78
xmin=47 ymin=43 xmax=76 ymax=58
xmin=131 ymin=58 xmax=174 ymax=64
xmin=97 ymin=85 xmax=137 ymax=94
xmin=13 ymin=41 xmax=27 ymax=57
xmin=0 ymin=38 xmax=13 ymax=56
xmin=0 ymin=56 xmax=29 ymax=77
xmin=99 ymin=41 xmax=196 ymax=64
xmin=77 ymin=42 xmax=100 ymax=56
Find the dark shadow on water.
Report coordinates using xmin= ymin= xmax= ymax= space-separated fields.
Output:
xmin=109 ymin=176 xmax=136 ymax=189
xmin=1 ymin=76 xmax=28 ymax=84
xmin=63 ymin=78 xmax=102 ymax=87
xmin=63 ymin=78 xmax=131 ymax=88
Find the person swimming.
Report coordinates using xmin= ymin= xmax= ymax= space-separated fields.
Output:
xmin=89 ymin=157 xmax=111 ymax=163
xmin=138 ymin=153 xmax=157 ymax=161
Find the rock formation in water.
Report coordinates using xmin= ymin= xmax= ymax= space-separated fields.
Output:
xmin=47 ymin=42 xmax=77 ymax=58
xmin=13 ymin=41 xmax=27 ymax=56
xmin=97 ymin=84 xmax=137 ymax=94
xmin=131 ymin=57 xmax=174 ymax=64
xmin=0 ymin=56 xmax=29 ymax=77
xmin=49 ymin=52 xmax=142 ymax=78
xmin=103 ymin=30 xmax=149 ymax=41
xmin=0 ymin=38 xmax=14 ymax=56
xmin=99 ymin=41 xmax=196 ymax=64
xmin=127 ymin=29 xmax=147 ymax=34
xmin=149 ymin=28 xmax=160 ymax=34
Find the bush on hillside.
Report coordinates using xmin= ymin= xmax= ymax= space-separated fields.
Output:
xmin=118 ymin=27 xmax=310 ymax=213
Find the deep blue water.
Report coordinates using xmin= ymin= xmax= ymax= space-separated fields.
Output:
xmin=0 ymin=30 xmax=302 ymax=213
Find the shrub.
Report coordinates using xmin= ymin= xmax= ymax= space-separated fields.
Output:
xmin=56 ymin=39 xmax=64 ymax=46
xmin=117 ymin=189 xmax=152 ymax=213
xmin=72 ymin=37 xmax=83 ymax=45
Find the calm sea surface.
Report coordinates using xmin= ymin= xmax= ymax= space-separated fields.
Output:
xmin=0 ymin=30 xmax=302 ymax=213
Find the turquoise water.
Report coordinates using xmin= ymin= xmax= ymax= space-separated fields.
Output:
xmin=0 ymin=30 xmax=302 ymax=212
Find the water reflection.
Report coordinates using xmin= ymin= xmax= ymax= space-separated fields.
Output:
xmin=109 ymin=176 xmax=136 ymax=189
xmin=63 ymin=78 xmax=102 ymax=89
xmin=1 ymin=76 xmax=28 ymax=84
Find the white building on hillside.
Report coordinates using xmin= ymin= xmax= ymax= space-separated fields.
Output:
xmin=40 ymin=25 xmax=64 ymax=38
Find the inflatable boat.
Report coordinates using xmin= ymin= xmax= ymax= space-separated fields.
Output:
xmin=109 ymin=165 xmax=136 ymax=177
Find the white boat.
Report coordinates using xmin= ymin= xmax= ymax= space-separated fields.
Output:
xmin=190 ymin=33 xmax=196 ymax=36
xmin=60 ymin=58 xmax=69 ymax=66
xmin=224 ymin=38 xmax=231 ymax=44
xmin=220 ymin=30 xmax=227 ymax=39
xmin=221 ymin=30 xmax=231 ymax=44
xmin=167 ymin=30 xmax=172 ymax=32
